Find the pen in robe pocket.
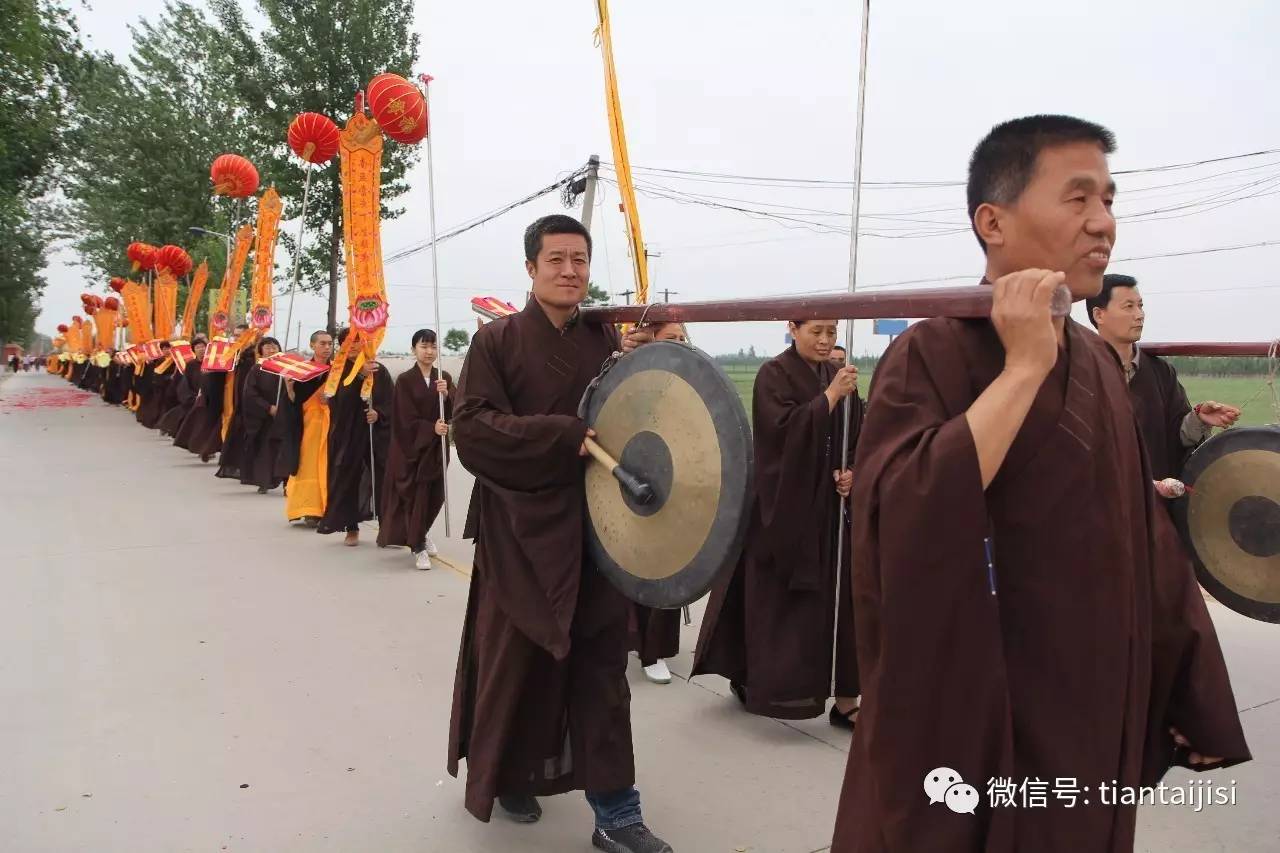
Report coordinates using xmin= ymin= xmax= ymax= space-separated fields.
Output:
xmin=984 ymin=536 xmax=997 ymax=596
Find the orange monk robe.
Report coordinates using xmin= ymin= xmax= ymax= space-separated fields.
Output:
xmin=285 ymin=391 xmax=330 ymax=521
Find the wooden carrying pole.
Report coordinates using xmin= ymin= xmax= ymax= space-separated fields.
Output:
xmin=581 ymin=289 xmax=1275 ymax=358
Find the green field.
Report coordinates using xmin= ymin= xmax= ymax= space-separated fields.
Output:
xmin=723 ymin=365 xmax=1276 ymax=427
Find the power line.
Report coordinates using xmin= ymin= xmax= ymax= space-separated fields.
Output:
xmin=608 ymin=147 xmax=1280 ymax=190
xmin=383 ymin=167 xmax=589 ymax=265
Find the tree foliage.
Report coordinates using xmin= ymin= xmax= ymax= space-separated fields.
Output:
xmin=443 ymin=328 xmax=469 ymax=353
xmin=0 ymin=0 xmax=91 ymax=344
xmin=582 ymin=281 xmax=610 ymax=306
xmin=208 ymin=0 xmax=420 ymax=329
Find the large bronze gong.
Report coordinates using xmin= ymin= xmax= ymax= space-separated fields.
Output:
xmin=1172 ymin=426 xmax=1280 ymax=623
xmin=579 ymin=341 xmax=753 ymax=608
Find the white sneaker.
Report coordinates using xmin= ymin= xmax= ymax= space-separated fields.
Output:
xmin=423 ymin=535 xmax=439 ymax=557
xmin=414 ymin=550 xmax=432 ymax=571
xmin=643 ymin=660 xmax=672 ymax=684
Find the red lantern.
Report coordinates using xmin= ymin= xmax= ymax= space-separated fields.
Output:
xmin=155 ymin=245 xmax=194 ymax=277
xmin=288 ymin=112 xmax=340 ymax=165
xmin=104 ymin=296 xmax=121 ymax=310
xmin=127 ymin=242 xmax=157 ymax=272
xmin=86 ymin=305 xmax=97 ymax=315
xmin=120 ymin=319 xmax=130 ymax=328
xmin=72 ymin=315 xmax=82 ymax=324
xmin=210 ymin=154 xmax=260 ymax=198
xmin=109 ymin=277 xmax=127 ymax=293
xmin=367 ymin=73 xmax=427 ymax=144
xmin=57 ymin=324 xmax=69 ymax=333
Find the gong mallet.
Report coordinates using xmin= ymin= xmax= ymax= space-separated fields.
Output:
xmin=583 ymin=436 xmax=655 ymax=506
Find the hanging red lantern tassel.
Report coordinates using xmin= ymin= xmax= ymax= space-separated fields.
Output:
xmin=288 ymin=112 xmax=341 ymax=164
xmin=367 ymin=73 xmax=428 ymax=144
xmin=210 ymin=154 xmax=260 ymax=198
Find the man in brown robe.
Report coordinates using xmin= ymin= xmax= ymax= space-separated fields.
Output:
xmin=1085 ymin=273 xmax=1241 ymax=490
xmin=693 ymin=322 xmax=862 ymax=724
xmin=832 ymin=115 xmax=1249 ymax=853
xmin=447 ymin=215 xmax=673 ymax=853
xmin=314 ymin=328 xmax=392 ymax=545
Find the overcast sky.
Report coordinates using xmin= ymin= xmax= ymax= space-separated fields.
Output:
xmin=41 ymin=0 xmax=1280 ymax=356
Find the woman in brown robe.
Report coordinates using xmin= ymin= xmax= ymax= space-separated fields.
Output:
xmin=628 ymin=323 xmax=691 ymax=685
xmin=158 ymin=340 xmax=205 ymax=436
xmin=234 ymin=337 xmax=283 ymax=493
xmin=136 ymin=343 xmax=175 ymax=429
xmin=376 ymin=329 xmax=453 ymax=568
xmin=692 ymin=319 xmax=862 ymax=725
xmin=174 ymin=356 xmax=230 ymax=462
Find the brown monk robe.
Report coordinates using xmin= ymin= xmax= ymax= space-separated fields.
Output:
xmin=136 ymin=347 xmax=174 ymax=429
xmin=234 ymin=338 xmax=284 ymax=491
xmin=157 ymin=356 xmax=202 ymax=437
xmin=692 ymin=332 xmax=862 ymax=720
xmin=215 ymin=352 xmax=259 ymax=481
xmin=447 ymin=214 xmax=681 ymax=850
xmin=629 ymin=606 xmax=680 ymax=668
xmin=630 ymin=322 xmax=689 ymax=685
xmin=447 ymin=297 xmax=630 ymax=818
xmin=173 ymin=367 xmax=224 ymax=459
xmin=375 ymin=359 xmax=454 ymax=556
xmin=314 ymin=352 xmax=392 ymax=540
xmin=102 ymin=358 xmax=127 ymax=405
xmin=832 ymin=116 xmax=1248 ymax=853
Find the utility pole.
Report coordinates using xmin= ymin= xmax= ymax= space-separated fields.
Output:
xmin=578 ymin=154 xmax=601 ymax=231
xmin=620 ymin=289 xmax=635 ymax=305
xmin=660 ymin=288 xmax=678 ymax=302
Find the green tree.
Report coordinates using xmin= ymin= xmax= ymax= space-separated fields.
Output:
xmin=443 ymin=328 xmax=469 ymax=353
xmin=208 ymin=0 xmax=420 ymax=331
xmin=582 ymin=281 xmax=610 ymax=306
xmin=0 ymin=0 xmax=92 ymax=344
xmin=60 ymin=1 xmax=257 ymax=318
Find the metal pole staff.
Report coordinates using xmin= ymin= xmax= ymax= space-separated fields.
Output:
xmin=421 ymin=73 xmax=451 ymax=538
xmin=833 ymin=0 xmax=872 ymax=698
xmin=282 ymin=161 xmax=314 ymax=353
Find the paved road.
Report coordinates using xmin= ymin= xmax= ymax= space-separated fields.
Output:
xmin=1 ymin=370 xmax=1276 ymax=852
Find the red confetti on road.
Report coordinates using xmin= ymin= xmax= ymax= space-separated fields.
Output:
xmin=0 ymin=386 xmax=96 ymax=412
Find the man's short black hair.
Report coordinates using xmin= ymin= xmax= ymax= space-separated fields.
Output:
xmin=524 ymin=214 xmax=592 ymax=263
xmin=309 ymin=329 xmax=331 ymax=344
xmin=832 ymin=345 xmax=846 ymax=353
xmin=967 ymin=115 xmax=1117 ymax=252
xmin=1085 ymin=273 xmax=1139 ymax=328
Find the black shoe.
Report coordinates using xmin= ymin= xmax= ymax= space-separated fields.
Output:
xmin=592 ymin=823 xmax=674 ymax=853
xmin=256 ymin=486 xmax=268 ymax=494
xmin=829 ymin=704 xmax=859 ymax=731
xmin=498 ymin=794 xmax=541 ymax=823
xmin=729 ymin=681 xmax=747 ymax=706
